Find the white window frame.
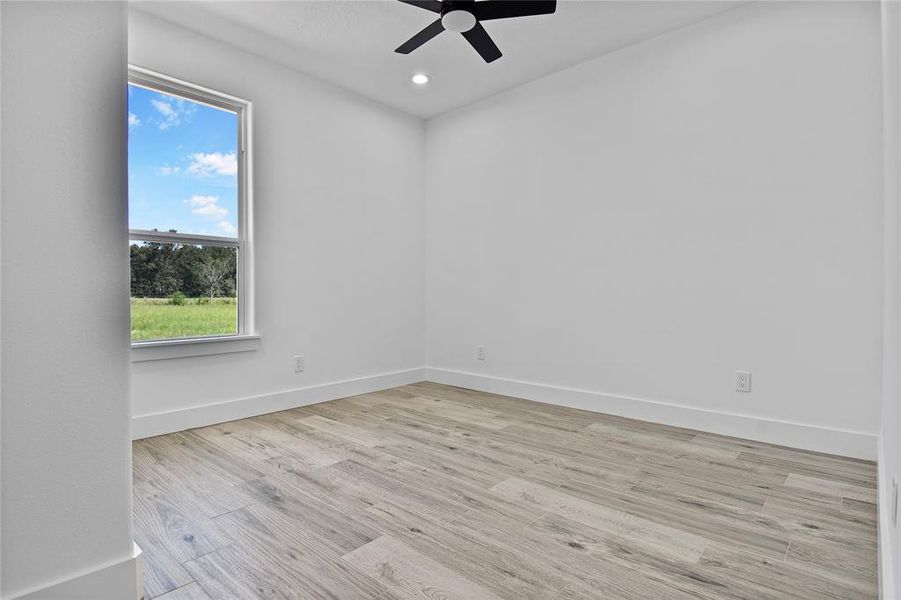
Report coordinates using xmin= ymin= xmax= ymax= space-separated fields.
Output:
xmin=128 ymin=66 xmax=257 ymax=360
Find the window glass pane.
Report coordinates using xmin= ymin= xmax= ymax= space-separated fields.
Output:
xmin=130 ymin=241 xmax=238 ymax=341
xmin=128 ymin=83 xmax=239 ymax=237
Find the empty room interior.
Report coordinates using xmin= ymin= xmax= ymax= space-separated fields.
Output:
xmin=5 ymin=0 xmax=901 ymax=598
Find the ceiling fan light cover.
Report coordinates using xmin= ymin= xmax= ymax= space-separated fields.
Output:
xmin=442 ymin=9 xmax=477 ymax=33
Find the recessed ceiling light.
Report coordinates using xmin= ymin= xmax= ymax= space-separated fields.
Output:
xmin=411 ymin=73 xmax=430 ymax=86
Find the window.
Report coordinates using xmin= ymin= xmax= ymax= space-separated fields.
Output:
xmin=128 ymin=67 xmax=252 ymax=347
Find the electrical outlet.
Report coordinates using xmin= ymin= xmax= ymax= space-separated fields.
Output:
xmin=293 ymin=355 xmax=305 ymax=373
xmin=735 ymin=370 xmax=751 ymax=393
xmin=477 ymin=345 xmax=485 ymax=361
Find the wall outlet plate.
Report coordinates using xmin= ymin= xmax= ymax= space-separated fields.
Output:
xmin=294 ymin=355 xmax=305 ymax=373
xmin=736 ymin=370 xmax=751 ymax=393
xmin=477 ymin=345 xmax=485 ymax=360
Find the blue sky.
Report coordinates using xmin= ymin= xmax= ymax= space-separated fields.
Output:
xmin=128 ymin=84 xmax=238 ymax=237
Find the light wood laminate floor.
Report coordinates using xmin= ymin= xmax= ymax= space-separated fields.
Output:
xmin=133 ymin=383 xmax=878 ymax=600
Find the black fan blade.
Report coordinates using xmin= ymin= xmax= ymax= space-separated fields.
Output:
xmin=397 ymin=0 xmax=443 ymax=13
xmin=462 ymin=22 xmax=502 ymax=63
xmin=395 ymin=18 xmax=445 ymax=54
xmin=474 ymin=0 xmax=556 ymax=21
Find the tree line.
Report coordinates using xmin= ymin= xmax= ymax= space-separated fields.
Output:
xmin=130 ymin=242 xmax=237 ymax=299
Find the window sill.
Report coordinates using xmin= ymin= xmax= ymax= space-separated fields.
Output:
xmin=131 ymin=335 xmax=260 ymax=362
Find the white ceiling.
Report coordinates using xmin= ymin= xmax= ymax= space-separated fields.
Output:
xmin=133 ymin=0 xmax=744 ymax=118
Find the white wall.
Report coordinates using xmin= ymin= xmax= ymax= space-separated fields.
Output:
xmin=425 ymin=1 xmax=883 ymax=457
xmin=128 ymin=11 xmax=426 ymax=431
xmin=1 ymin=2 xmax=137 ymax=598
xmin=880 ymin=0 xmax=901 ymax=595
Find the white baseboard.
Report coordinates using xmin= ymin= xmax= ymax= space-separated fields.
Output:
xmin=132 ymin=368 xmax=427 ymax=440
xmin=6 ymin=543 xmax=143 ymax=600
xmin=426 ymin=368 xmax=878 ymax=461
xmin=131 ymin=365 xmax=876 ymax=460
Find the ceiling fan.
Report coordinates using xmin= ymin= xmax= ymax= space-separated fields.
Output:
xmin=395 ymin=0 xmax=557 ymax=63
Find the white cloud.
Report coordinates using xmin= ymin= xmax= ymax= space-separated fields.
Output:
xmin=217 ymin=221 xmax=237 ymax=235
xmin=151 ymin=99 xmax=177 ymax=129
xmin=158 ymin=164 xmax=181 ymax=176
xmin=195 ymin=204 xmax=228 ymax=219
xmin=151 ymin=99 xmax=174 ymax=116
xmin=128 ymin=112 xmax=141 ymax=128
xmin=184 ymin=194 xmax=228 ymax=219
xmin=151 ymin=97 xmax=194 ymax=130
xmin=188 ymin=152 xmax=237 ymax=177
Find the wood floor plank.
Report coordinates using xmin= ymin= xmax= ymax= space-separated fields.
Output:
xmin=525 ymin=512 xmax=719 ymax=599
xmin=737 ymin=451 xmax=876 ymax=489
xmin=760 ymin=495 xmax=876 ymax=546
xmin=134 ymin=383 xmax=877 ymax=600
xmin=490 ymin=476 xmax=708 ymax=561
xmin=362 ymin=500 xmax=562 ymax=600
xmin=133 ymin=487 xmax=233 ymax=565
xmin=842 ymin=497 xmax=877 ymax=523
xmin=556 ymin=477 xmax=791 ymax=560
xmin=378 ymin=439 xmax=513 ymax=488
xmin=635 ymin=451 xmax=790 ymax=493
xmin=455 ymin=506 xmax=709 ymax=600
xmin=184 ymin=544 xmax=303 ymax=600
xmin=220 ymin=479 xmax=382 ymax=554
xmin=145 ymin=430 xmax=265 ymax=485
xmin=382 ymin=394 xmax=513 ymax=430
xmin=133 ymin=527 xmax=195 ymax=599
xmin=296 ymin=414 xmax=391 ymax=448
xmin=632 ymin=469 xmax=769 ymax=512
xmin=785 ymin=536 xmax=877 ymax=590
xmin=134 ymin=471 xmax=256 ymax=521
xmin=358 ymin=456 xmax=544 ymax=524
xmin=783 ymin=473 xmax=878 ymax=503
xmin=343 ymin=534 xmax=507 ymax=600
xmin=193 ymin=509 xmax=394 ymax=600
xmin=701 ymin=542 xmax=876 ymax=600
xmin=585 ymin=421 xmax=739 ymax=463
xmin=153 ymin=582 xmax=213 ymax=600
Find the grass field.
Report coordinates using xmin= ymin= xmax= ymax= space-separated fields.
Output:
xmin=131 ymin=298 xmax=237 ymax=341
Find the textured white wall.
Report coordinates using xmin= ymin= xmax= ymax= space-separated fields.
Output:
xmin=128 ymin=11 xmax=426 ymax=421
xmin=1 ymin=1 xmax=134 ymax=597
xmin=425 ymin=2 xmax=883 ymax=440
